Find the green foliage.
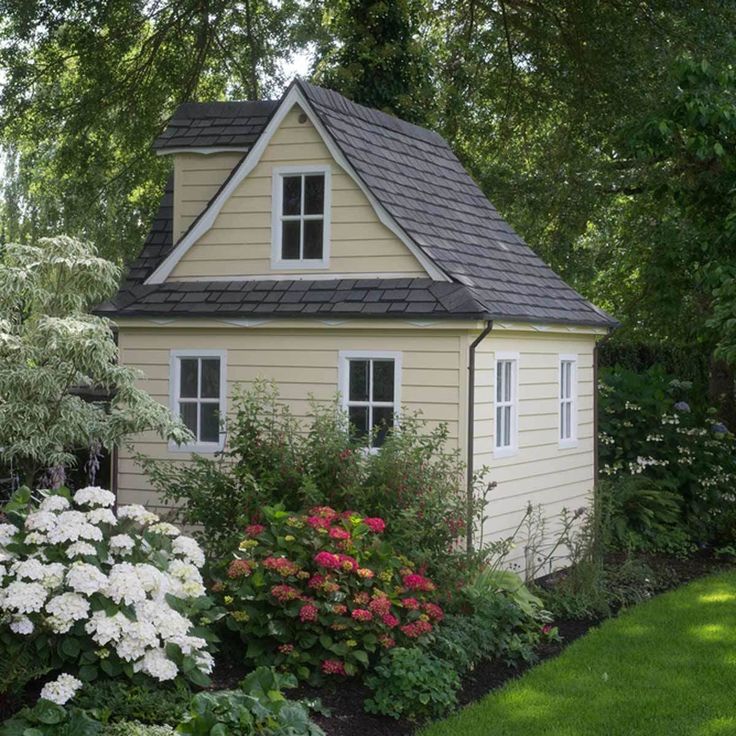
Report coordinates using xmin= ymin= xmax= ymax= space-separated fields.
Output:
xmin=0 ymin=236 xmax=187 ymax=483
xmin=364 ymin=647 xmax=460 ymax=721
xmin=599 ymin=367 xmax=736 ymax=539
xmin=75 ymin=680 xmax=191 ymax=726
xmin=217 ymin=505 xmax=443 ymax=682
xmin=147 ymin=381 xmax=471 ymax=586
xmin=0 ymin=700 xmax=103 ymax=736
xmin=176 ymin=667 xmax=325 ymax=735
xmin=103 ymin=723 xmax=175 ymax=736
xmin=315 ymin=0 xmax=431 ymax=124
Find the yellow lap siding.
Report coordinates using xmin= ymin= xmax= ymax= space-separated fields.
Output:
xmin=167 ymin=106 xmax=428 ymax=280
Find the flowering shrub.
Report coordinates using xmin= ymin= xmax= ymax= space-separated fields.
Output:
xmin=0 ymin=486 xmax=217 ymax=692
xmin=599 ymin=367 xmax=736 ymax=540
xmin=217 ymin=505 xmax=443 ymax=681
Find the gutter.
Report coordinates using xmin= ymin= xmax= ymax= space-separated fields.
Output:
xmin=466 ymin=320 xmax=494 ymax=553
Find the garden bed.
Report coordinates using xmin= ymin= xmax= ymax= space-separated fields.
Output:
xmin=208 ymin=550 xmax=730 ymax=736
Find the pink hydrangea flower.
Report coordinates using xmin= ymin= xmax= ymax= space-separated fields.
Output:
xmin=351 ymin=608 xmax=373 ymax=622
xmin=382 ymin=613 xmax=399 ymax=628
xmin=363 ymin=517 xmax=386 ymax=533
xmin=321 ymin=659 xmax=347 ymax=676
xmin=329 ymin=527 xmax=350 ymax=540
xmin=314 ymin=551 xmax=341 ymax=569
xmin=245 ymin=523 xmax=266 ymax=537
xmin=299 ymin=604 xmax=319 ymax=622
xmin=402 ymin=573 xmax=435 ymax=592
xmin=400 ymin=620 xmax=433 ymax=638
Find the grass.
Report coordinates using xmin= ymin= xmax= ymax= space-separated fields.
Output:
xmin=421 ymin=569 xmax=736 ymax=736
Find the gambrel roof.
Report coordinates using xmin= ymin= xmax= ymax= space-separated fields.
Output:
xmin=102 ymin=79 xmax=616 ymax=327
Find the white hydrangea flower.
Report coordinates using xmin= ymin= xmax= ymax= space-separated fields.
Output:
xmin=45 ymin=592 xmax=90 ymax=633
xmin=39 ymin=495 xmax=70 ymax=513
xmin=115 ymin=619 xmax=158 ymax=661
xmin=12 ymin=558 xmax=47 ymax=581
xmin=3 ymin=581 xmax=48 ymax=613
xmin=66 ymin=541 xmax=96 ymax=559
xmin=86 ymin=508 xmax=117 ymax=526
xmin=46 ymin=510 xmax=87 ymax=544
xmin=9 ymin=615 xmax=34 ymax=635
xmin=117 ymin=504 xmax=159 ymax=525
xmin=194 ymin=649 xmax=215 ymax=674
xmin=25 ymin=511 xmax=58 ymax=534
xmin=172 ymin=536 xmax=205 ymax=568
xmin=40 ymin=673 xmax=83 ymax=705
xmin=78 ymin=523 xmax=104 ymax=542
xmin=66 ymin=562 xmax=108 ymax=595
xmin=105 ymin=563 xmax=147 ymax=605
xmin=167 ymin=559 xmax=205 ymax=599
xmin=135 ymin=648 xmax=178 ymax=681
xmin=40 ymin=562 xmax=65 ymax=589
xmin=24 ymin=532 xmax=46 ymax=545
xmin=0 ymin=523 xmax=19 ymax=546
xmin=134 ymin=564 xmax=167 ymax=599
xmin=85 ymin=610 xmax=128 ymax=646
xmin=109 ymin=534 xmax=135 ymax=556
xmin=149 ymin=522 xmax=180 ymax=537
xmin=0 ymin=547 xmax=17 ymax=563
xmin=73 ymin=486 xmax=116 ymax=508
xmin=135 ymin=599 xmax=190 ymax=639
xmin=169 ymin=634 xmax=208 ymax=656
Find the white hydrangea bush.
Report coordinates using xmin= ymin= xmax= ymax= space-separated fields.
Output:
xmin=0 ymin=486 xmax=216 ymax=687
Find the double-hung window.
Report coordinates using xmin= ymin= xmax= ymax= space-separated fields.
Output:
xmin=170 ymin=350 xmax=226 ymax=451
xmin=559 ymin=355 xmax=578 ymax=446
xmin=339 ymin=351 xmax=401 ymax=450
xmin=272 ymin=166 xmax=331 ymax=268
xmin=494 ymin=353 xmax=518 ymax=456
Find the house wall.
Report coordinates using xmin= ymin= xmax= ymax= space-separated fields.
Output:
xmin=172 ymin=152 xmax=245 ymax=243
xmin=116 ymin=322 xmax=465 ymax=511
xmin=472 ymin=326 xmax=599 ymax=573
xmin=167 ymin=105 xmax=428 ymax=281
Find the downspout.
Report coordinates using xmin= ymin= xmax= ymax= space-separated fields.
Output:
xmin=466 ymin=319 xmax=494 ymax=554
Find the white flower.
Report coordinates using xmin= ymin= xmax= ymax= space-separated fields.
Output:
xmin=40 ymin=673 xmax=83 ymax=705
xmin=167 ymin=560 xmax=205 ymax=599
xmin=39 ymin=495 xmax=70 ymax=513
xmin=86 ymin=508 xmax=117 ymax=526
xmin=46 ymin=510 xmax=87 ymax=544
xmin=149 ymin=522 xmax=179 ymax=537
xmin=86 ymin=610 xmax=127 ymax=646
xmin=3 ymin=581 xmax=48 ymax=613
xmin=118 ymin=504 xmax=159 ymax=525
xmin=40 ymin=563 xmax=65 ymax=589
xmin=24 ymin=532 xmax=46 ymax=545
xmin=12 ymin=558 xmax=47 ymax=581
xmin=135 ymin=599 xmax=190 ymax=639
xmin=66 ymin=563 xmax=108 ymax=595
xmin=0 ymin=547 xmax=16 ymax=563
xmin=105 ymin=563 xmax=147 ymax=605
xmin=73 ymin=486 xmax=115 ymax=508
xmin=135 ymin=565 xmax=167 ymax=599
xmin=115 ymin=619 xmax=158 ymax=661
xmin=10 ymin=615 xmax=34 ymax=635
xmin=172 ymin=536 xmax=205 ymax=568
xmin=0 ymin=523 xmax=19 ymax=546
xmin=78 ymin=523 xmax=104 ymax=542
xmin=66 ymin=541 xmax=96 ymax=559
xmin=110 ymin=534 xmax=135 ymax=556
xmin=194 ymin=650 xmax=215 ymax=674
xmin=168 ymin=634 xmax=207 ymax=655
xmin=135 ymin=648 xmax=178 ymax=681
xmin=25 ymin=511 xmax=58 ymax=534
xmin=45 ymin=592 xmax=90 ymax=633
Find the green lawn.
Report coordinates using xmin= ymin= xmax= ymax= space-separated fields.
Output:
xmin=421 ymin=569 xmax=736 ymax=736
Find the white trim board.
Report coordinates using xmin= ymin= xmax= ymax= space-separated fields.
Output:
xmin=145 ymin=85 xmax=449 ymax=285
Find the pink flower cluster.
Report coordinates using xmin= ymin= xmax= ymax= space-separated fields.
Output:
xmin=245 ymin=523 xmax=266 ymax=537
xmin=351 ymin=608 xmax=373 ymax=622
xmin=362 ymin=517 xmax=386 ymax=533
xmin=299 ymin=604 xmax=319 ymax=622
xmin=263 ymin=556 xmax=300 ymax=577
xmin=400 ymin=620 xmax=433 ymax=638
xmin=403 ymin=573 xmax=435 ymax=592
xmin=313 ymin=551 xmax=358 ymax=572
xmin=321 ymin=659 xmax=347 ymax=676
xmin=271 ymin=584 xmax=300 ymax=602
xmin=227 ymin=559 xmax=254 ymax=579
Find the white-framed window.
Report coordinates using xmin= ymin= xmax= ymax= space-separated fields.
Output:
xmin=559 ymin=354 xmax=578 ymax=447
xmin=338 ymin=351 xmax=402 ymax=450
xmin=169 ymin=350 xmax=227 ymax=452
xmin=271 ymin=165 xmax=331 ymax=269
xmin=494 ymin=352 xmax=519 ymax=457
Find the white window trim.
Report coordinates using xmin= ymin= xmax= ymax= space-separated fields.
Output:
xmin=271 ymin=164 xmax=331 ymax=270
xmin=559 ymin=353 xmax=578 ymax=448
xmin=169 ymin=349 xmax=227 ymax=453
xmin=338 ymin=350 xmax=402 ymax=452
xmin=493 ymin=351 xmax=519 ymax=458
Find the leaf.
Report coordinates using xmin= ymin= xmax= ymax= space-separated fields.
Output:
xmin=78 ymin=664 xmax=98 ymax=682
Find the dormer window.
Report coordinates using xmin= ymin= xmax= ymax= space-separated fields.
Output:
xmin=271 ymin=165 xmax=331 ymax=268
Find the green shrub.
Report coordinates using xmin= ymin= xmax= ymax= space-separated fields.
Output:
xmin=0 ymin=700 xmax=103 ymax=736
xmin=75 ymin=680 xmax=191 ymax=726
xmin=364 ymin=647 xmax=460 ymax=721
xmin=217 ymin=505 xmax=443 ymax=682
xmin=103 ymin=723 xmax=175 ymax=736
xmin=176 ymin=667 xmax=324 ymax=735
xmin=599 ymin=366 xmax=736 ymax=540
xmin=146 ymin=380 xmax=473 ymax=588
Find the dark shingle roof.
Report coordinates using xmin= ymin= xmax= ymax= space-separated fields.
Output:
xmin=97 ymin=279 xmax=491 ymax=320
xmin=153 ymin=100 xmax=277 ymax=151
xmin=116 ymin=80 xmax=616 ymax=328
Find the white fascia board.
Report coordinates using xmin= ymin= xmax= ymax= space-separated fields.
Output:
xmin=156 ymin=147 xmax=251 ymax=156
xmin=145 ymin=85 xmax=449 ymax=285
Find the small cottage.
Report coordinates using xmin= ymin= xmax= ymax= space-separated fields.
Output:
xmin=100 ymin=79 xmax=617 ymax=567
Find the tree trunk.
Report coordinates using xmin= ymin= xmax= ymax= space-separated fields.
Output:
xmin=708 ymin=355 xmax=736 ymax=428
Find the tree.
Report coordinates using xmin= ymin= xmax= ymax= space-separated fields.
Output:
xmin=0 ymin=235 xmax=189 ymax=485
xmin=0 ymin=0 xmax=315 ymax=264
xmin=313 ymin=0 xmax=432 ymax=124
